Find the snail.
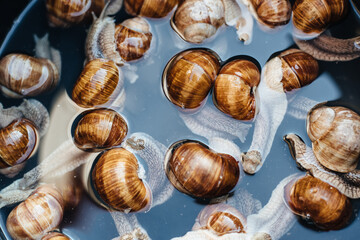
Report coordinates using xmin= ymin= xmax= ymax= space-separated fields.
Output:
xmin=164 ymin=139 xmax=240 ymax=199
xmin=73 ymin=108 xmax=128 ymax=152
xmin=213 ymin=58 xmax=261 ymax=120
xmin=292 ymin=0 xmax=348 ymax=39
xmin=284 ymin=175 xmax=352 ymax=230
xmin=71 ymin=58 xmax=124 ymax=108
xmin=6 ymin=185 xmax=64 ymax=240
xmin=42 ymin=232 xmax=71 ymax=240
xmin=0 ymin=53 xmax=59 ymax=98
xmin=241 ymin=49 xmax=319 ymax=174
xmin=114 ymin=17 xmax=153 ymax=61
xmin=306 ymin=105 xmax=360 ymax=173
xmin=162 ymin=48 xmax=221 ymax=111
xmin=241 ymin=0 xmax=291 ymax=29
xmin=46 ymin=0 xmax=123 ymax=27
xmin=124 ymin=0 xmax=178 ymax=18
xmin=192 ymin=203 xmax=247 ymax=236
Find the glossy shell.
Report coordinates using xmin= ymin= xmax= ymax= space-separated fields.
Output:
xmin=92 ymin=148 xmax=152 ymax=212
xmin=284 ymin=175 xmax=352 ymax=230
xmin=213 ymin=59 xmax=260 ymax=120
xmin=42 ymin=232 xmax=71 ymax=240
xmin=306 ymin=105 xmax=360 ymax=173
xmin=124 ymin=0 xmax=178 ymax=18
xmin=0 ymin=119 xmax=39 ymax=169
xmin=171 ymin=0 xmax=225 ymax=43
xmin=71 ymin=58 xmax=122 ymax=108
xmin=164 ymin=140 xmax=240 ymax=199
xmin=0 ymin=53 xmax=59 ymax=98
xmin=114 ymin=17 xmax=153 ymax=61
xmin=292 ymin=0 xmax=348 ymax=38
xmin=192 ymin=203 xmax=246 ymax=236
xmin=162 ymin=49 xmax=221 ymax=110
xmin=73 ymin=108 xmax=128 ymax=152
xmin=6 ymin=185 xmax=64 ymax=240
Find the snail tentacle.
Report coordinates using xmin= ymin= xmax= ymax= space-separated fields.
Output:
xmin=283 ymin=133 xmax=360 ymax=199
xmin=34 ymin=33 xmax=62 ymax=73
xmin=294 ymin=34 xmax=360 ymax=61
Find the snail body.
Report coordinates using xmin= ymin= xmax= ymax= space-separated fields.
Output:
xmin=0 ymin=53 xmax=59 ymax=98
xmin=213 ymin=59 xmax=260 ymax=120
xmin=124 ymin=0 xmax=178 ymax=18
xmin=292 ymin=0 xmax=348 ymax=38
xmin=71 ymin=58 xmax=123 ymax=108
xmin=6 ymin=185 xmax=64 ymax=240
xmin=284 ymin=175 xmax=352 ymax=230
xmin=114 ymin=17 xmax=153 ymax=61
xmin=164 ymin=140 xmax=240 ymax=199
xmin=162 ymin=49 xmax=221 ymax=111
xmin=0 ymin=119 xmax=39 ymax=169
xmin=306 ymin=105 xmax=360 ymax=173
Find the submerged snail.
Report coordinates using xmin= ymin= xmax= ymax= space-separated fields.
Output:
xmin=164 ymin=140 xmax=240 ymax=199
xmin=242 ymin=0 xmax=291 ymax=28
xmin=71 ymin=58 xmax=123 ymax=108
xmin=46 ymin=0 xmax=122 ymax=27
xmin=292 ymin=0 xmax=348 ymax=38
xmin=0 ymin=119 xmax=39 ymax=169
xmin=6 ymin=185 xmax=64 ymax=240
xmin=284 ymin=175 xmax=352 ymax=230
xmin=42 ymin=232 xmax=70 ymax=240
xmin=192 ymin=203 xmax=246 ymax=236
xmin=73 ymin=108 xmax=128 ymax=152
xmin=306 ymin=105 xmax=360 ymax=173
xmin=86 ymin=148 xmax=152 ymax=212
xmin=0 ymin=53 xmax=59 ymax=98
xmin=114 ymin=17 xmax=153 ymax=61
xmin=124 ymin=0 xmax=178 ymax=18
xmin=162 ymin=49 xmax=221 ymax=111
xmin=213 ymin=58 xmax=260 ymax=120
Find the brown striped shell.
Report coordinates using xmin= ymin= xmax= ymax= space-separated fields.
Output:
xmin=171 ymin=0 xmax=225 ymax=43
xmin=6 ymin=185 xmax=64 ymax=240
xmin=92 ymin=148 xmax=152 ymax=212
xmin=73 ymin=108 xmax=128 ymax=152
xmin=124 ymin=0 xmax=178 ymax=18
xmin=114 ymin=17 xmax=153 ymax=62
xmin=162 ymin=49 xmax=221 ymax=111
xmin=284 ymin=175 xmax=352 ymax=230
xmin=306 ymin=105 xmax=360 ymax=173
xmin=0 ymin=53 xmax=59 ymax=98
xmin=292 ymin=0 xmax=348 ymax=38
xmin=0 ymin=119 xmax=39 ymax=169
xmin=164 ymin=140 xmax=240 ymax=199
xmin=213 ymin=59 xmax=260 ymax=120
xmin=42 ymin=232 xmax=71 ymax=240
xmin=192 ymin=203 xmax=246 ymax=236
xmin=71 ymin=58 xmax=123 ymax=108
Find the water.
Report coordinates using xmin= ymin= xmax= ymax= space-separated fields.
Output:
xmin=1 ymin=1 xmax=360 ymax=240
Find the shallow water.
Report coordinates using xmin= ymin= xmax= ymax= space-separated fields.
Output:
xmin=1 ymin=1 xmax=360 ymax=239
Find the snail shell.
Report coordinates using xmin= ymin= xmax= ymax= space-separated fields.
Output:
xmin=242 ymin=0 xmax=291 ymax=28
xmin=0 ymin=53 xmax=59 ymax=98
xmin=306 ymin=105 xmax=360 ymax=173
xmin=6 ymin=185 xmax=64 ymax=240
xmin=164 ymin=140 xmax=240 ymax=199
xmin=71 ymin=58 xmax=123 ymax=108
xmin=91 ymin=148 xmax=152 ymax=212
xmin=162 ymin=49 xmax=221 ymax=111
xmin=42 ymin=232 xmax=70 ymax=240
xmin=292 ymin=0 xmax=348 ymax=38
xmin=213 ymin=59 xmax=260 ymax=120
xmin=192 ymin=203 xmax=246 ymax=236
xmin=265 ymin=49 xmax=319 ymax=92
xmin=171 ymin=0 xmax=225 ymax=43
xmin=0 ymin=119 xmax=39 ymax=169
xmin=114 ymin=17 xmax=153 ymax=61
xmin=73 ymin=108 xmax=128 ymax=152
xmin=284 ymin=175 xmax=352 ymax=230
xmin=124 ymin=0 xmax=178 ymax=18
